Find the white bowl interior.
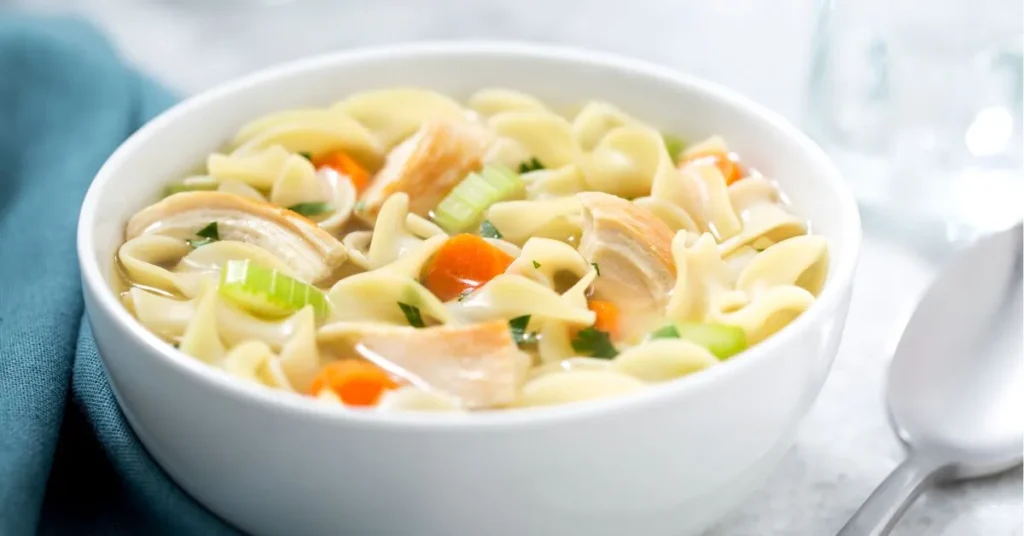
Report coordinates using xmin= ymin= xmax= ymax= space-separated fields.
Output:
xmin=81 ymin=42 xmax=859 ymax=418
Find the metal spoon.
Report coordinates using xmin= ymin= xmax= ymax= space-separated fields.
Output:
xmin=838 ymin=222 xmax=1023 ymax=536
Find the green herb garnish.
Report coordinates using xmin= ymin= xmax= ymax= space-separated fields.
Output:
xmin=591 ymin=262 xmax=600 ymax=276
xmin=508 ymin=315 xmax=537 ymax=347
xmin=187 ymin=222 xmax=220 ymax=248
xmin=354 ymin=201 xmax=366 ymax=213
xmin=298 ymin=151 xmax=313 ymax=161
xmin=288 ymin=202 xmax=333 ymax=217
xmin=647 ymin=324 xmax=681 ymax=340
xmin=398 ymin=302 xmax=425 ymax=328
xmin=517 ymin=157 xmax=545 ymax=174
xmin=571 ymin=327 xmax=618 ymax=358
xmin=532 ymin=260 xmax=541 ymax=269
xmin=480 ymin=220 xmax=503 ymax=239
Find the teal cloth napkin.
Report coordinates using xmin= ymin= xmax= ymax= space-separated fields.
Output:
xmin=0 ymin=14 xmax=239 ymax=536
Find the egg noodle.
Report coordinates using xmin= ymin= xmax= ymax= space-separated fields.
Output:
xmin=115 ymin=88 xmax=829 ymax=412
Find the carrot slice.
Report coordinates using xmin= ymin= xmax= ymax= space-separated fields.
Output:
xmin=423 ymin=234 xmax=515 ymax=302
xmin=587 ymin=299 xmax=620 ymax=340
xmin=309 ymin=360 xmax=397 ymax=406
xmin=313 ymin=151 xmax=371 ymax=193
xmin=680 ymin=151 xmax=744 ymax=185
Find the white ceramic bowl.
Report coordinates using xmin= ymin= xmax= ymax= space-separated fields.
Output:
xmin=78 ymin=42 xmax=860 ymax=536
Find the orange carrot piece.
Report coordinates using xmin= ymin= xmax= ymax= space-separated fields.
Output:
xmin=422 ymin=234 xmax=515 ymax=302
xmin=680 ymin=151 xmax=744 ymax=185
xmin=587 ymin=299 xmax=620 ymax=340
xmin=313 ymin=151 xmax=371 ymax=193
xmin=309 ymin=360 xmax=397 ymax=406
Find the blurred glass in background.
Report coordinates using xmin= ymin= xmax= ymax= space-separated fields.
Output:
xmin=807 ymin=0 xmax=1023 ymax=239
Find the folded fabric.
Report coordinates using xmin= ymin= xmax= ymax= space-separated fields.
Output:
xmin=0 ymin=14 xmax=239 ymax=536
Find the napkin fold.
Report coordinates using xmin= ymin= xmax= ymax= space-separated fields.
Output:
xmin=0 ymin=14 xmax=238 ymax=536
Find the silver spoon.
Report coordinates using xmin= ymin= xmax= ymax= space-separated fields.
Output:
xmin=839 ymin=222 xmax=1023 ymax=536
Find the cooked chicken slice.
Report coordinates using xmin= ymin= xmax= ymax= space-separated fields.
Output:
xmin=319 ymin=320 xmax=528 ymax=409
xmin=577 ymin=192 xmax=677 ymax=336
xmin=356 ymin=120 xmax=489 ymax=221
xmin=126 ymin=191 xmax=347 ymax=284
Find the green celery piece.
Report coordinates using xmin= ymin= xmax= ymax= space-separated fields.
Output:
xmin=663 ymin=134 xmax=686 ymax=162
xmin=431 ymin=165 xmax=522 ymax=233
xmin=164 ymin=176 xmax=219 ymax=196
xmin=219 ymin=260 xmax=329 ymax=319
xmin=674 ymin=322 xmax=747 ymax=359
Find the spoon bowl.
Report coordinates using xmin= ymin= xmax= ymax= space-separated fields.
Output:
xmin=840 ymin=222 xmax=1023 ymax=536
xmin=888 ymin=221 xmax=1023 ymax=478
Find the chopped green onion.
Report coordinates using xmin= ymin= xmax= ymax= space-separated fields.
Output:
xmin=571 ymin=327 xmax=618 ymax=359
xmin=288 ymin=202 xmax=333 ymax=217
xmin=164 ymin=176 xmax=219 ymax=197
xmin=479 ymin=220 xmax=503 ymax=239
xmin=517 ymin=157 xmax=545 ymax=173
xmin=298 ymin=151 xmax=313 ymax=161
xmin=188 ymin=222 xmax=220 ymax=248
xmin=663 ymin=133 xmax=686 ymax=161
xmin=647 ymin=324 xmax=680 ymax=340
xmin=431 ymin=165 xmax=523 ymax=233
xmin=532 ymin=260 xmax=541 ymax=269
xmin=508 ymin=315 xmax=536 ymax=347
xmin=398 ymin=302 xmax=425 ymax=328
xmin=591 ymin=262 xmax=600 ymax=276
xmin=646 ymin=322 xmax=747 ymax=360
xmin=219 ymin=260 xmax=329 ymax=319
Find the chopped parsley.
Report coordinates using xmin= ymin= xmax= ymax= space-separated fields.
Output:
xmin=298 ymin=151 xmax=313 ymax=161
xmin=647 ymin=324 xmax=681 ymax=340
xmin=532 ymin=260 xmax=541 ymax=269
xmin=187 ymin=222 xmax=220 ymax=248
xmin=517 ymin=157 xmax=545 ymax=174
xmin=591 ymin=262 xmax=600 ymax=276
xmin=479 ymin=220 xmax=503 ymax=239
xmin=288 ymin=202 xmax=333 ymax=217
xmin=571 ymin=327 xmax=618 ymax=358
xmin=397 ymin=302 xmax=425 ymax=328
xmin=508 ymin=315 xmax=537 ymax=347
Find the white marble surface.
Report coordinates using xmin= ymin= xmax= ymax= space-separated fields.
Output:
xmin=14 ymin=1 xmax=1023 ymax=534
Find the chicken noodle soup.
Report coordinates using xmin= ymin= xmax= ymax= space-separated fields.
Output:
xmin=116 ymin=88 xmax=829 ymax=412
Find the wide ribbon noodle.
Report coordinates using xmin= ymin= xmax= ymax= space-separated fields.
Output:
xmin=115 ymin=87 xmax=829 ymax=413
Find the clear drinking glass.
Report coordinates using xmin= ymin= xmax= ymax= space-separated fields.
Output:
xmin=807 ymin=0 xmax=1023 ymax=239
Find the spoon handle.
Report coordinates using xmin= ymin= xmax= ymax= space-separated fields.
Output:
xmin=837 ymin=454 xmax=948 ymax=536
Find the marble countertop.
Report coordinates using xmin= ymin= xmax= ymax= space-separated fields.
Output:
xmin=16 ymin=1 xmax=1022 ymax=534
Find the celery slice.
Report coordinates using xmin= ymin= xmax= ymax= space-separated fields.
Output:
xmin=431 ymin=165 xmax=523 ymax=233
xmin=219 ymin=259 xmax=329 ymax=319
xmin=663 ymin=134 xmax=686 ymax=162
xmin=646 ymin=322 xmax=747 ymax=359
xmin=164 ymin=176 xmax=219 ymax=196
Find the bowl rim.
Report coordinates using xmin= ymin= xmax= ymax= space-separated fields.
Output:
xmin=77 ymin=40 xmax=861 ymax=430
